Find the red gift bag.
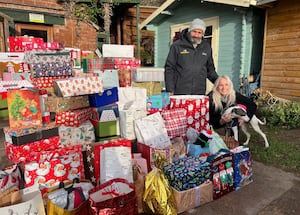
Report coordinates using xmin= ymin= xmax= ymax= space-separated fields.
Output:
xmin=89 ymin=178 xmax=138 ymax=215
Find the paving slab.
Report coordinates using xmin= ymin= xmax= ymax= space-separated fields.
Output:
xmin=182 ymin=161 xmax=300 ymax=215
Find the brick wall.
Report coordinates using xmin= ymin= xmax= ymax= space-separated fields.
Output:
xmin=0 ymin=0 xmax=98 ymax=51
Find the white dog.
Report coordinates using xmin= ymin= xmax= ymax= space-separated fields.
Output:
xmin=222 ymin=105 xmax=269 ymax=148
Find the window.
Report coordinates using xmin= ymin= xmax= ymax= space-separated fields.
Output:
xmin=15 ymin=23 xmax=53 ymax=42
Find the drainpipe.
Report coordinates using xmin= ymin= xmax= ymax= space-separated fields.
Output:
xmin=240 ymin=13 xmax=247 ymax=79
xmin=136 ymin=4 xmax=140 ymax=58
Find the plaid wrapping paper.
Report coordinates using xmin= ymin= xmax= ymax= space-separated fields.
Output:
xmin=170 ymin=95 xmax=210 ymax=132
xmin=24 ymin=145 xmax=85 ymax=189
xmin=161 ymin=108 xmax=188 ymax=139
xmin=31 ymin=75 xmax=71 ymax=89
xmin=4 ymin=136 xmax=61 ymax=163
xmin=83 ymin=57 xmax=115 ymax=72
xmin=55 ymin=107 xmax=92 ymax=127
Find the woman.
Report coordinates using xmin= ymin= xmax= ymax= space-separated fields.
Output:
xmin=208 ymin=75 xmax=257 ymax=130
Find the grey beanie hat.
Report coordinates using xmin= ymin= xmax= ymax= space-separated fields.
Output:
xmin=189 ymin=18 xmax=206 ymax=33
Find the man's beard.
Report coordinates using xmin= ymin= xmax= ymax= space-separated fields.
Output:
xmin=191 ymin=37 xmax=202 ymax=45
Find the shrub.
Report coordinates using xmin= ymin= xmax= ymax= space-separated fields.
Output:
xmin=259 ymin=102 xmax=300 ymax=129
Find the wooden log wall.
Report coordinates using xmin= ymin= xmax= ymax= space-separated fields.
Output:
xmin=261 ymin=0 xmax=300 ymax=101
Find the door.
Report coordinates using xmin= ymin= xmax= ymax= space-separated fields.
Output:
xmin=15 ymin=23 xmax=53 ymax=42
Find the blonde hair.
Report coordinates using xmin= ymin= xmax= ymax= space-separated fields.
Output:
xmin=212 ymin=75 xmax=236 ymax=112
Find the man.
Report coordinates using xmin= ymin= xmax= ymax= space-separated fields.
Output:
xmin=165 ymin=18 xmax=218 ymax=95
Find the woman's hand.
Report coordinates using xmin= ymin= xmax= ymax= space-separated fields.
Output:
xmin=220 ymin=114 xmax=232 ymax=124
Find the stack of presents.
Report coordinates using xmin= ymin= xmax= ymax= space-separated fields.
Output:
xmin=0 ymin=36 xmax=253 ymax=214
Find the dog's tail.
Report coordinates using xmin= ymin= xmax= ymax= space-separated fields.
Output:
xmin=257 ymin=117 xmax=266 ymax=125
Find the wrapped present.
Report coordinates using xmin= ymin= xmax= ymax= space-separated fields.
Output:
xmin=46 ymin=95 xmax=90 ymax=113
xmin=118 ymin=68 xmax=132 ymax=87
xmin=63 ymin=47 xmax=81 ymax=68
xmin=132 ymin=67 xmax=164 ymax=82
xmin=146 ymin=106 xmax=168 ymax=115
xmin=161 ymin=108 xmax=188 ymax=139
xmin=59 ymin=120 xmax=95 ymax=149
xmin=114 ymin=58 xmax=141 ymax=69
xmin=88 ymin=87 xmax=118 ymax=107
xmin=54 ymin=76 xmax=104 ymax=97
xmin=162 ymin=157 xmax=211 ymax=191
xmin=24 ymin=145 xmax=85 ymax=189
xmin=147 ymin=92 xmax=170 ymax=109
xmin=0 ymin=80 xmax=33 ymax=92
xmin=90 ymin=103 xmax=120 ymax=138
xmin=172 ymin=180 xmax=213 ymax=213
xmin=82 ymin=57 xmax=114 ymax=72
xmin=118 ymin=87 xmax=147 ymax=111
xmin=137 ymin=137 xmax=186 ymax=171
xmin=134 ymin=112 xmax=171 ymax=149
xmin=208 ymin=152 xmax=235 ymax=199
xmin=55 ymin=107 xmax=92 ymax=127
xmin=231 ymin=146 xmax=253 ymax=190
xmin=0 ymin=165 xmax=23 ymax=192
xmin=5 ymin=136 xmax=61 ymax=163
xmin=31 ymin=75 xmax=71 ymax=89
xmin=93 ymin=69 xmax=119 ymax=88
xmin=119 ymin=110 xmax=147 ymax=140
xmin=11 ymin=72 xmax=31 ymax=81
xmin=0 ymin=52 xmax=29 ymax=80
xmin=4 ymin=122 xmax=58 ymax=145
xmin=7 ymin=88 xmax=43 ymax=130
xmin=170 ymin=95 xmax=210 ymax=132
xmin=8 ymin=36 xmax=44 ymax=52
xmin=31 ymin=61 xmax=72 ymax=77
xmin=102 ymin=44 xmax=134 ymax=58
xmin=23 ymin=50 xmax=70 ymax=65
xmin=0 ymin=92 xmax=8 ymax=118
xmin=131 ymin=81 xmax=162 ymax=96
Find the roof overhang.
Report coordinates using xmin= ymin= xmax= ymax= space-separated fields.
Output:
xmin=139 ymin=0 xmax=278 ymax=29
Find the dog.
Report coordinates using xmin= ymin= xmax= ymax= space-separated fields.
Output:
xmin=222 ymin=105 xmax=269 ymax=148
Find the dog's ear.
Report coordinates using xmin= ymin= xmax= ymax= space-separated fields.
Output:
xmin=233 ymin=108 xmax=247 ymax=116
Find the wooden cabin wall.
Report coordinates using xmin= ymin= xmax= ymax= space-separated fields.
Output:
xmin=261 ymin=0 xmax=300 ymax=101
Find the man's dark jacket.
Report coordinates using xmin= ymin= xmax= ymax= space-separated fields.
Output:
xmin=165 ymin=28 xmax=218 ymax=95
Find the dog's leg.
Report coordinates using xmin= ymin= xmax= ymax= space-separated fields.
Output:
xmin=250 ymin=115 xmax=269 ymax=148
xmin=231 ymin=126 xmax=239 ymax=141
xmin=240 ymin=124 xmax=251 ymax=146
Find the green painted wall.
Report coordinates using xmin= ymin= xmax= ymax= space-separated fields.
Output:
xmin=149 ymin=0 xmax=264 ymax=91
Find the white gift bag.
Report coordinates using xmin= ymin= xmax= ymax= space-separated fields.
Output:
xmin=0 ymin=187 xmax=46 ymax=215
xmin=118 ymin=87 xmax=147 ymax=111
xmin=134 ymin=112 xmax=171 ymax=149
